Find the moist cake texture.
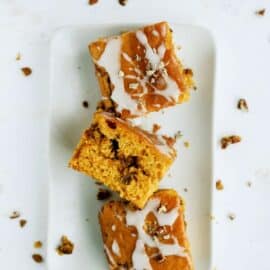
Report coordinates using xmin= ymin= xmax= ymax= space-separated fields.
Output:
xmin=89 ymin=21 xmax=194 ymax=119
xmin=99 ymin=189 xmax=193 ymax=270
xmin=69 ymin=112 xmax=175 ymax=208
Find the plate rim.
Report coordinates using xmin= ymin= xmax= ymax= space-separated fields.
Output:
xmin=47 ymin=22 xmax=217 ymax=270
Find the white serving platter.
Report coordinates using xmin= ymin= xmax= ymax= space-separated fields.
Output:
xmin=48 ymin=23 xmax=215 ymax=270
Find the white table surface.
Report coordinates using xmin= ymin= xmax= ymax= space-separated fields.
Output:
xmin=0 ymin=0 xmax=270 ymax=269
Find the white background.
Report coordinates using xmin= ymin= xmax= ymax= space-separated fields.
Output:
xmin=0 ymin=0 xmax=270 ymax=269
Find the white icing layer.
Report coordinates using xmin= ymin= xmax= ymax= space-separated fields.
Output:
xmin=126 ymin=198 xmax=186 ymax=270
xmin=136 ymin=31 xmax=161 ymax=70
xmin=96 ymin=38 xmax=139 ymax=115
xmin=104 ymin=244 xmax=116 ymax=267
xmin=112 ymin=240 xmax=121 ymax=257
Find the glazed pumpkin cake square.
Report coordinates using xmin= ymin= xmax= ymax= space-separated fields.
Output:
xmin=99 ymin=189 xmax=193 ymax=270
xmin=69 ymin=112 xmax=175 ymax=208
xmin=89 ymin=21 xmax=194 ymax=119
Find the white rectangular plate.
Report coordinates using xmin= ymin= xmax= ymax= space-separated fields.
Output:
xmin=48 ymin=23 xmax=215 ymax=270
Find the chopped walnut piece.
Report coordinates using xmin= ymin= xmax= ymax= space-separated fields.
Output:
xmin=228 ymin=213 xmax=236 ymax=221
xmin=16 ymin=53 xmax=21 ymax=61
xmin=184 ymin=188 xmax=188 ymax=192
xmin=97 ymin=189 xmax=112 ymax=200
xmin=119 ymin=0 xmax=128 ymax=5
xmin=19 ymin=219 xmax=27 ymax=227
xmin=237 ymin=98 xmax=248 ymax=112
xmin=82 ymin=100 xmax=89 ymax=108
xmin=174 ymin=130 xmax=183 ymax=140
xmin=88 ymin=0 xmax=98 ymax=5
xmin=183 ymin=68 xmax=193 ymax=76
xmin=162 ymin=135 xmax=176 ymax=147
xmin=255 ymin=9 xmax=266 ymax=16
xmin=157 ymin=204 xmax=167 ymax=213
xmin=153 ymin=253 xmax=165 ymax=263
xmin=34 ymin=241 xmax=43 ymax=249
xmin=9 ymin=211 xmax=20 ymax=219
xmin=221 ymin=135 xmax=241 ymax=149
xmin=216 ymin=180 xmax=224 ymax=190
xmin=246 ymin=181 xmax=252 ymax=187
xmin=118 ymin=70 xmax=124 ymax=77
xmin=56 ymin=236 xmax=74 ymax=255
xmin=21 ymin=67 xmax=32 ymax=76
xmin=32 ymin=254 xmax=43 ymax=263
xmin=152 ymin=124 xmax=161 ymax=133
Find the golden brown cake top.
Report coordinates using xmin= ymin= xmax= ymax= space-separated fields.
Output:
xmin=99 ymin=190 xmax=193 ymax=270
xmin=90 ymin=22 xmax=193 ymax=118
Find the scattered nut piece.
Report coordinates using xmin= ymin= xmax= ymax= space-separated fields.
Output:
xmin=216 ymin=180 xmax=224 ymax=191
xmin=56 ymin=236 xmax=74 ymax=255
xmin=119 ymin=0 xmax=128 ymax=6
xmin=82 ymin=100 xmax=89 ymax=108
xmin=16 ymin=53 xmax=21 ymax=61
xmin=152 ymin=124 xmax=161 ymax=133
xmin=184 ymin=188 xmax=188 ymax=192
xmin=237 ymin=99 xmax=248 ymax=112
xmin=10 ymin=211 xmax=20 ymax=219
xmin=174 ymin=130 xmax=183 ymax=140
xmin=246 ymin=181 xmax=252 ymax=187
xmin=162 ymin=135 xmax=176 ymax=147
xmin=97 ymin=188 xmax=112 ymax=200
xmin=221 ymin=135 xmax=241 ymax=149
xmin=21 ymin=67 xmax=32 ymax=76
xmin=118 ymin=70 xmax=124 ymax=77
xmin=184 ymin=141 xmax=190 ymax=148
xmin=228 ymin=213 xmax=236 ymax=221
xmin=255 ymin=9 xmax=266 ymax=16
xmin=34 ymin=241 xmax=43 ymax=248
xmin=153 ymin=253 xmax=165 ymax=263
xmin=32 ymin=254 xmax=43 ymax=263
xmin=183 ymin=68 xmax=193 ymax=76
xmin=157 ymin=204 xmax=167 ymax=213
xmin=88 ymin=0 xmax=98 ymax=5
xmin=19 ymin=219 xmax=27 ymax=227
xmin=176 ymin=45 xmax=182 ymax=50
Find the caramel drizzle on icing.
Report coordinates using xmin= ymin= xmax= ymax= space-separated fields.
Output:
xmin=125 ymin=198 xmax=187 ymax=270
xmin=94 ymin=23 xmax=185 ymax=117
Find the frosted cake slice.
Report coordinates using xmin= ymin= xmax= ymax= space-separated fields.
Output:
xmin=99 ymin=189 xmax=193 ymax=270
xmin=89 ymin=21 xmax=194 ymax=119
xmin=69 ymin=112 xmax=175 ymax=208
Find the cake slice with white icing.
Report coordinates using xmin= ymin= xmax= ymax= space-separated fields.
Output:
xmin=89 ymin=22 xmax=194 ymax=119
xmin=99 ymin=189 xmax=193 ymax=270
xmin=69 ymin=112 xmax=175 ymax=209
